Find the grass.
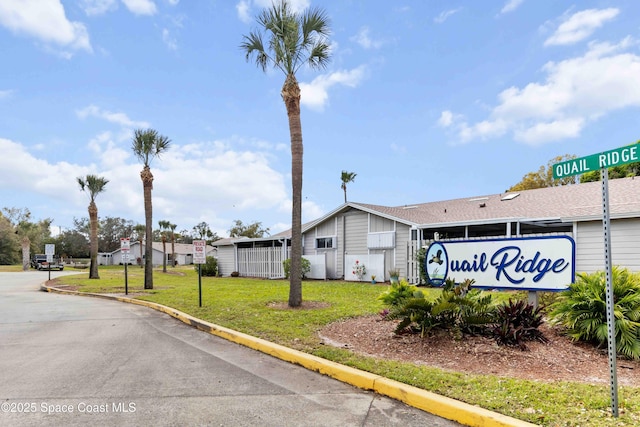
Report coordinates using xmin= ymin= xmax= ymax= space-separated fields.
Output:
xmin=10 ymin=264 xmax=640 ymax=426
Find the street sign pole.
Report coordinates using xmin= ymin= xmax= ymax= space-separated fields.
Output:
xmin=193 ymin=240 xmax=206 ymax=307
xmin=601 ymin=168 xmax=619 ymax=417
xmin=552 ymin=145 xmax=635 ymax=417
xmin=121 ymin=238 xmax=131 ymax=296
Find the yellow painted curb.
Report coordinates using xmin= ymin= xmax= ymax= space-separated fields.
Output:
xmin=41 ymin=284 xmax=539 ymax=427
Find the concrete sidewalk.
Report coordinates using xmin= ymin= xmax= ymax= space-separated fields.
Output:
xmin=40 ymin=283 xmax=539 ymax=427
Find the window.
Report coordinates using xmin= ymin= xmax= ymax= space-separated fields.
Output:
xmin=315 ymin=236 xmax=335 ymax=249
xmin=367 ymin=231 xmax=395 ymax=249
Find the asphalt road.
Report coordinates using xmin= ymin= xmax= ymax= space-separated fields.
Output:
xmin=0 ymin=272 xmax=461 ymax=427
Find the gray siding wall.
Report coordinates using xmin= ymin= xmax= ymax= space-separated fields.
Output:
xmin=303 ymin=218 xmax=339 ymax=278
xmin=394 ymin=223 xmax=411 ymax=279
xmin=216 ymin=246 xmax=236 ymax=277
xmin=576 ymin=218 xmax=640 ymax=273
xmin=344 ymin=210 xmax=368 ymax=254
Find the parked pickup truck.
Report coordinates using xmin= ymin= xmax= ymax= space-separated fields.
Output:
xmin=31 ymin=254 xmax=64 ymax=271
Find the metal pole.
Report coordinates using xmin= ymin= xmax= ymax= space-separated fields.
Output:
xmin=198 ymin=264 xmax=202 ymax=307
xmin=601 ymin=167 xmax=619 ymax=417
xmin=125 ymin=260 xmax=128 ymax=295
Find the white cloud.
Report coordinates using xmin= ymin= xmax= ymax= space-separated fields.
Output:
xmin=0 ymin=0 xmax=92 ymax=55
xmin=351 ymin=27 xmax=383 ymax=50
xmin=438 ymin=111 xmax=454 ymax=127
xmin=0 ymin=134 xmax=291 ymax=236
xmin=500 ymin=0 xmax=524 ymax=15
xmin=434 ymin=8 xmax=462 ymax=24
xmin=80 ymin=0 xmax=118 ymax=16
xmin=0 ymin=89 xmax=14 ymax=99
xmin=236 ymin=0 xmax=251 ymax=24
xmin=299 ymin=66 xmax=367 ymax=111
xmin=443 ymin=37 xmax=640 ymax=145
xmin=76 ymin=105 xmax=151 ymax=129
xmin=167 ymin=0 xmax=179 ymax=5
xmin=162 ymin=28 xmax=177 ymax=50
xmin=544 ymin=8 xmax=619 ymax=46
xmin=121 ymin=0 xmax=157 ymax=16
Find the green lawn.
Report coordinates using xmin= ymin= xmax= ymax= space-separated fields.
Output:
xmin=22 ymin=265 xmax=640 ymax=426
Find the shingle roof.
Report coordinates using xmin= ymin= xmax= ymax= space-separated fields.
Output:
xmin=353 ymin=176 xmax=640 ymax=226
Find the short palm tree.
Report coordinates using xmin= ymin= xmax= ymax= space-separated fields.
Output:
xmin=168 ymin=222 xmax=177 ymax=267
xmin=241 ymin=0 xmax=331 ymax=307
xmin=340 ymin=170 xmax=356 ymax=203
xmin=77 ymin=174 xmax=109 ymax=279
xmin=131 ymin=128 xmax=171 ymax=289
xmin=133 ymin=223 xmax=145 ymax=268
xmin=158 ymin=220 xmax=170 ymax=273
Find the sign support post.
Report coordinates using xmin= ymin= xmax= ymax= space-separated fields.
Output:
xmin=121 ymin=238 xmax=131 ymax=295
xmin=193 ymin=240 xmax=206 ymax=307
xmin=45 ymin=244 xmax=55 ymax=281
xmin=552 ymin=145 xmax=638 ymax=417
xmin=601 ymin=168 xmax=619 ymax=417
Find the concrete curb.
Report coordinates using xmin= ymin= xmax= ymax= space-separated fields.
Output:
xmin=41 ymin=284 xmax=539 ymax=427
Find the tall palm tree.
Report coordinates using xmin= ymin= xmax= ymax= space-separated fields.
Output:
xmin=158 ymin=220 xmax=170 ymax=273
xmin=131 ymin=128 xmax=171 ymax=289
xmin=241 ymin=0 xmax=331 ymax=307
xmin=133 ymin=223 xmax=145 ymax=268
xmin=77 ymin=174 xmax=109 ymax=279
xmin=340 ymin=170 xmax=356 ymax=203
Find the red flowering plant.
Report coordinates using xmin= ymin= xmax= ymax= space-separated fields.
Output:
xmin=352 ymin=260 xmax=366 ymax=280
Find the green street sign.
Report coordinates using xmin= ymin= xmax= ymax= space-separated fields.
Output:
xmin=553 ymin=144 xmax=640 ymax=179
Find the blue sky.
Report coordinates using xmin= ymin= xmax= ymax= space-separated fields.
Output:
xmin=1 ymin=0 xmax=639 ymax=238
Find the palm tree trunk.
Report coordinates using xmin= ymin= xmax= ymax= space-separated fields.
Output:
xmin=21 ymin=236 xmax=30 ymax=271
xmin=283 ymin=74 xmax=303 ymax=307
xmin=171 ymin=236 xmax=175 ymax=267
xmin=89 ymin=202 xmax=100 ymax=279
xmin=142 ymin=166 xmax=154 ymax=289
xmin=162 ymin=235 xmax=167 ymax=273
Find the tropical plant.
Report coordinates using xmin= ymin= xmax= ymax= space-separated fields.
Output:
xmin=158 ymin=220 xmax=171 ymax=273
xmin=131 ymin=128 xmax=171 ymax=289
xmin=340 ymin=170 xmax=356 ymax=203
xmin=282 ymin=257 xmax=311 ymax=280
xmin=132 ymin=223 xmax=145 ymax=268
xmin=195 ymin=256 xmax=218 ymax=277
xmin=241 ymin=0 xmax=331 ymax=307
xmin=385 ymin=278 xmax=496 ymax=339
xmin=491 ymin=299 xmax=548 ymax=350
xmin=550 ymin=267 xmax=640 ymax=359
xmin=168 ymin=222 xmax=177 ymax=266
xmin=378 ymin=279 xmax=424 ymax=307
xmin=77 ymin=174 xmax=109 ymax=279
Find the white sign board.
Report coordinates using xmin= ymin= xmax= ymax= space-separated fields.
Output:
xmin=45 ymin=244 xmax=55 ymax=262
xmin=193 ymin=240 xmax=206 ymax=264
xmin=425 ymin=236 xmax=575 ymax=291
xmin=120 ymin=237 xmax=131 ymax=252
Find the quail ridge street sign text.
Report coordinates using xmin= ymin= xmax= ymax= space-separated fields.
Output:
xmin=553 ymin=144 xmax=640 ymax=179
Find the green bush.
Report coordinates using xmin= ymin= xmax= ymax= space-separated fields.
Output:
xmin=378 ymin=279 xmax=424 ymax=307
xmin=492 ymin=299 xmax=548 ymax=350
xmin=282 ymin=257 xmax=311 ymax=279
xmin=194 ymin=256 xmax=218 ymax=277
xmin=385 ymin=278 xmax=497 ymax=339
xmin=550 ymin=266 xmax=640 ymax=359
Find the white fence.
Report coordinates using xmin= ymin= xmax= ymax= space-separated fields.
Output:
xmin=236 ymin=247 xmax=326 ymax=279
xmin=237 ymin=247 xmax=287 ymax=279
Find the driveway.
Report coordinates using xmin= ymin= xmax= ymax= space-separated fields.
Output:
xmin=0 ymin=272 xmax=461 ymax=426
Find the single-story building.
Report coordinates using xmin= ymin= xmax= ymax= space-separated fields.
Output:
xmin=102 ymin=241 xmax=216 ymax=267
xmin=213 ymin=176 xmax=640 ymax=283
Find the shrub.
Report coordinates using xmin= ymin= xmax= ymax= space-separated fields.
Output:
xmin=491 ymin=299 xmax=548 ymax=350
xmin=194 ymin=256 xmax=218 ymax=276
xmin=378 ymin=279 xmax=424 ymax=307
xmin=385 ymin=278 xmax=497 ymax=339
xmin=550 ymin=266 xmax=640 ymax=359
xmin=230 ymin=271 xmax=239 ymax=277
xmin=282 ymin=257 xmax=311 ymax=279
